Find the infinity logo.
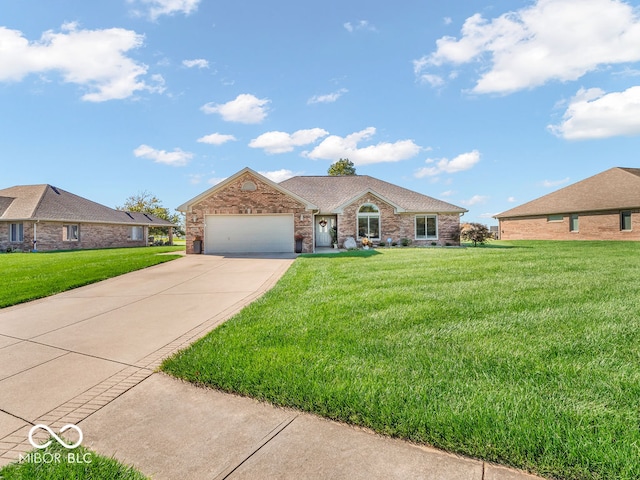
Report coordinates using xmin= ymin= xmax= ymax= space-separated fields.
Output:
xmin=28 ymin=424 xmax=83 ymax=449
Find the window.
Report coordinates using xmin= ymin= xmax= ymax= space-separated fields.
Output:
xmin=241 ymin=181 xmax=257 ymax=191
xmin=357 ymin=204 xmax=380 ymax=239
xmin=621 ymin=211 xmax=632 ymax=231
xmin=130 ymin=226 xmax=144 ymax=241
xmin=63 ymin=224 xmax=79 ymax=241
xmin=569 ymin=214 xmax=579 ymax=232
xmin=547 ymin=214 xmax=563 ymax=222
xmin=415 ymin=215 xmax=437 ymax=239
xmin=9 ymin=223 xmax=23 ymax=242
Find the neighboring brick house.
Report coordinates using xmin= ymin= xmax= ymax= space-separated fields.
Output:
xmin=495 ymin=167 xmax=640 ymax=241
xmin=0 ymin=184 xmax=174 ymax=252
xmin=178 ymin=167 xmax=467 ymax=254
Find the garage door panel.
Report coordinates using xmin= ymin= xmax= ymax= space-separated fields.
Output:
xmin=205 ymin=215 xmax=294 ymax=253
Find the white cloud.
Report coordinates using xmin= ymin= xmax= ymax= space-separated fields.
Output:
xmin=249 ymin=128 xmax=329 ymax=154
xmin=415 ymin=0 xmax=640 ymax=94
xmin=187 ymin=173 xmax=205 ymax=184
xmin=133 ymin=144 xmax=193 ymax=166
xmin=183 ymin=58 xmax=209 ymax=69
xmin=548 ymin=86 xmax=640 ymax=139
xmin=197 ymin=133 xmax=237 ymax=145
xmin=440 ymin=190 xmax=456 ymax=197
xmin=444 ymin=17 xmax=453 ymax=26
xmin=541 ymin=177 xmax=570 ymax=188
xmin=307 ymin=88 xmax=348 ymax=104
xmin=303 ymin=127 xmax=421 ymax=166
xmin=414 ymin=150 xmax=480 ymax=178
xmin=258 ymin=169 xmax=299 ymax=183
xmin=507 ymin=196 xmax=516 ymax=202
xmin=130 ymin=0 xmax=200 ymax=20
xmin=201 ymin=94 xmax=270 ymax=124
xmin=461 ymin=195 xmax=489 ymax=206
xmin=343 ymin=20 xmax=378 ymax=33
xmin=0 ymin=24 xmax=159 ymax=102
xmin=207 ymin=176 xmax=228 ymax=185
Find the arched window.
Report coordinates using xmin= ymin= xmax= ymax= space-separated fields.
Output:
xmin=357 ymin=204 xmax=380 ymax=239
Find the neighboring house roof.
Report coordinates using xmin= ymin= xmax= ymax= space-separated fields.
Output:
xmin=0 ymin=184 xmax=174 ymax=226
xmin=280 ymin=175 xmax=467 ymax=214
xmin=495 ymin=167 xmax=640 ymax=219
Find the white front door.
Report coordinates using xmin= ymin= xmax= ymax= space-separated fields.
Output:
xmin=315 ymin=216 xmax=335 ymax=247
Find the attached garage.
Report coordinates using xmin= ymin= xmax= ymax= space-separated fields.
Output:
xmin=204 ymin=214 xmax=294 ymax=253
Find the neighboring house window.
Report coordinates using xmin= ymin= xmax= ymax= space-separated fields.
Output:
xmin=357 ymin=204 xmax=380 ymax=239
xmin=130 ymin=226 xmax=144 ymax=241
xmin=547 ymin=215 xmax=563 ymax=222
xmin=621 ymin=211 xmax=632 ymax=231
xmin=569 ymin=214 xmax=579 ymax=232
xmin=415 ymin=215 xmax=437 ymax=239
xmin=63 ymin=224 xmax=79 ymax=241
xmin=9 ymin=223 xmax=23 ymax=242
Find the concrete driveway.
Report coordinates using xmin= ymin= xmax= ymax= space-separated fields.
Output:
xmin=0 ymin=253 xmax=542 ymax=479
xmin=0 ymin=253 xmax=294 ymax=466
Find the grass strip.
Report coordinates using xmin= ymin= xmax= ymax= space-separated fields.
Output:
xmin=0 ymin=441 xmax=148 ymax=479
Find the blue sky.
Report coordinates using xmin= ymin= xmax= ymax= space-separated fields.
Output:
xmin=2 ymin=0 xmax=640 ymax=224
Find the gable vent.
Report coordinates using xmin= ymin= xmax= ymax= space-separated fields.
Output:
xmin=241 ymin=181 xmax=257 ymax=192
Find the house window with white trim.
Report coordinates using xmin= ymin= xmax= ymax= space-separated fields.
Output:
xmin=129 ymin=226 xmax=144 ymax=241
xmin=415 ymin=215 xmax=437 ymax=239
xmin=357 ymin=204 xmax=380 ymax=239
xmin=63 ymin=224 xmax=79 ymax=241
xmin=9 ymin=223 xmax=23 ymax=242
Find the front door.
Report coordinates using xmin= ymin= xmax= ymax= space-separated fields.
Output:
xmin=315 ymin=216 xmax=336 ymax=247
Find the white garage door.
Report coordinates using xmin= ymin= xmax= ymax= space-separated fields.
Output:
xmin=205 ymin=215 xmax=294 ymax=253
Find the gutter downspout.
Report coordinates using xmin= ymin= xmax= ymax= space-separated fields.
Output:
xmin=311 ymin=209 xmax=319 ymax=254
xmin=33 ymin=220 xmax=38 ymax=252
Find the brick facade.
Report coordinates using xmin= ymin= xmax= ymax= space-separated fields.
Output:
xmin=499 ymin=209 xmax=640 ymax=241
xmin=184 ymin=172 xmax=314 ymax=254
xmin=0 ymin=221 xmax=147 ymax=252
xmin=337 ymin=193 xmax=461 ymax=247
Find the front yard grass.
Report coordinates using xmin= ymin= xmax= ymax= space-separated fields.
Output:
xmin=162 ymin=241 xmax=640 ymax=480
xmin=0 ymin=246 xmax=184 ymax=308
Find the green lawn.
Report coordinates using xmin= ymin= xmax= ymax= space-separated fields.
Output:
xmin=0 ymin=442 xmax=148 ymax=479
xmin=162 ymin=241 xmax=640 ymax=480
xmin=0 ymin=246 xmax=184 ymax=308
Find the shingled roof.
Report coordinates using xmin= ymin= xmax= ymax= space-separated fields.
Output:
xmin=0 ymin=184 xmax=174 ymax=226
xmin=280 ymin=175 xmax=467 ymax=214
xmin=495 ymin=167 xmax=640 ymax=219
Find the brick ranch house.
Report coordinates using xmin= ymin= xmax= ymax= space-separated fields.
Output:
xmin=0 ymin=184 xmax=174 ymax=252
xmin=178 ymin=167 xmax=467 ymax=254
xmin=495 ymin=167 xmax=640 ymax=241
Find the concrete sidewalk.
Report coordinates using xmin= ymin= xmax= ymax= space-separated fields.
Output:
xmin=0 ymin=253 xmax=543 ymax=479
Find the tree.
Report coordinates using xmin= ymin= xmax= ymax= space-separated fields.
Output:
xmin=328 ymin=158 xmax=356 ymax=176
xmin=460 ymin=222 xmax=492 ymax=247
xmin=116 ymin=191 xmax=184 ymax=237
